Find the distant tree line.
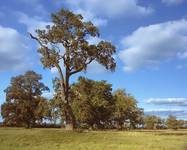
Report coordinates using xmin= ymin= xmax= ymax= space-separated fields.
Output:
xmin=1 ymin=71 xmax=187 ymax=130
xmin=144 ymin=115 xmax=187 ymax=130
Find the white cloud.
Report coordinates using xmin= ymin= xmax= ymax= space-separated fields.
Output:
xmin=146 ymin=98 xmax=187 ymax=106
xmin=17 ymin=12 xmax=52 ymax=34
xmin=63 ymin=0 xmax=153 ymax=27
xmin=66 ymin=0 xmax=153 ymax=18
xmin=144 ymin=108 xmax=187 ymax=118
xmin=74 ymin=9 xmax=107 ymax=27
xmin=119 ymin=19 xmax=187 ymax=72
xmin=145 ymin=108 xmax=184 ymax=112
xmin=162 ymin=0 xmax=184 ymax=6
xmin=64 ymin=0 xmax=108 ymax=27
xmin=145 ymin=97 xmax=187 ymax=118
xmin=0 ymin=26 xmax=31 ymax=72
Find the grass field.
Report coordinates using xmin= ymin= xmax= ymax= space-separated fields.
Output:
xmin=0 ymin=128 xmax=187 ymax=150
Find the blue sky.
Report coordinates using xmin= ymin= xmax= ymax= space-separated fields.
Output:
xmin=1 ymin=0 xmax=187 ymax=120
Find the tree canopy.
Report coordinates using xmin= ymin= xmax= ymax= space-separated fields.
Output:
xmin=113 ymin=89 xmax=143 ymax=129
xmin=1 ymin=71 xmax=49 ymax=128
xmin=166 ymin=115 xmax=178 ymax=129
xmin=71 ymin=77 xmax=114 ymax=129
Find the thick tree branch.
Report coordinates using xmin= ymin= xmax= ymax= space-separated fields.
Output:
xmin=29 ymin=33 xmax=66 ymax=95
xmin=55 ymin=63 xmax=66 ymax=93
xmin=69 ymin=58 xmax=94 ymax=75
xmin=29 ymin=33 xmax=44 ymax=47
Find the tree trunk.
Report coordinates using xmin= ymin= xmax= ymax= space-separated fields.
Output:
xmin=64 ymin=82 xmax=76 ymax=130
xmin=64 ymin=104 xmax=76 ymax=130
xmin=26 ymin=121 xmax=31 ymax=129
xmin=57 ymin=60 xmax=76 ymax=130
xmin=117 ymin=121 xmax=123 ymax=130
xmin=65 ymin=70 xmax=75 ymax=130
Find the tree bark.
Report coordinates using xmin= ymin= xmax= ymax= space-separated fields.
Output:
xmin=64 ymin=104 xmax=76 ymax=130
xmin=64 ymin=85 xmax=76 ymax=130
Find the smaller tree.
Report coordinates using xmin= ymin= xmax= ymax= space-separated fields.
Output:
xmin=144 ymin=115 xmax=161 ymax=129
xmin=112 ymin=89 xmax=143 ymax=130
xmin=156 ymin=118 xmax=166 ymax=129
xmin=71 ymin=77 xmax=114 ymax=129
xmin=166 ymin=115 xmax=178 ymax=129
xmin=177 ymin=119 xmax=185 ymax=129
xmin=1 ymin=71 xmax=49 ymax=128
xmin=33 ymin=97 xmax=50 ymax=125
xmin=128 ymin=108 xmax=144 ymax=129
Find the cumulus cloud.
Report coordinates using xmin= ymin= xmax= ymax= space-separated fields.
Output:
xmin=66 ymin=0 xmax=153 ymax=18
xmin=144 ymin=108 xmax=187 ymax=118
xmin=63 ymin=0 xmax=153 ymax=27
xmin=74 ymin=9 xmax=107 ymax=27
xmin=17 ymin=12 xmax=52 ymax=34
xmin=146 ymin=98 xmax=187 ymax=106
xmin=119 ymin=19 xmax=187 ymax=72
xmin=0 ymin=26 xmax=31 ymax=72
xmin=162 ymin=0 xmax=184 ymax=6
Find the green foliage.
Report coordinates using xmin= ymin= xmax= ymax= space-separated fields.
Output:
xmin=1 ymin=71 xmax=49 ymax=128
xmin=177 ymin=119 xmax=186 ymax=129
xmin=71 ymin=77 xmax=114 ymax=129
xmin=69 ymin=78 xmax=144 ymax=130
xmin=113 ymin=89 xmax=143 ymax=129
xmin=144 ymin=115 xmax=164 ymax=129
xmin=166 ymin=115 xmax=178 ymax=129
xmin=34 ymin=9 xmax=116 ymax=71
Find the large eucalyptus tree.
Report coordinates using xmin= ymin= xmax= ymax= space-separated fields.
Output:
xmin=30 ymin=9 xmax=116 ymax=130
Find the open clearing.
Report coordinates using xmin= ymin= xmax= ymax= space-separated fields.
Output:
xmin=0 ymin=128 xmax=187 ymax=150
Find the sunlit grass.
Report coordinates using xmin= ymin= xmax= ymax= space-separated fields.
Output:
xmin=0 ymin=128 xmax=187 ymax=150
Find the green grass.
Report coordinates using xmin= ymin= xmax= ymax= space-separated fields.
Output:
xmin=0 ymin=128 xmax=187 ymax=150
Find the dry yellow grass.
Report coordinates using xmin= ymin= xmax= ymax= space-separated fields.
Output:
xmin=0 ymin=128 xmax=187 ymax=150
